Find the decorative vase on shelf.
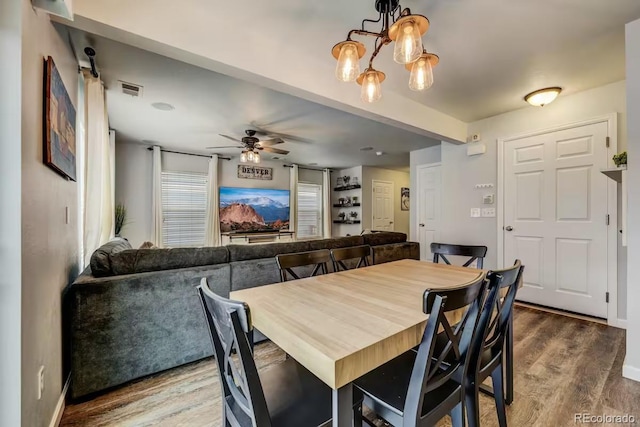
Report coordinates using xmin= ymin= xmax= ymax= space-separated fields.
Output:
xmin=338 ymin=212 xmax=346 ymax=221
xmin=352 ymin=196 xmax=359 ymax=204
xmin=352 ymin=177 xmax=359 ymax=187
xmin=336 ymin=177 xmax=344 ymax=188
xmin=343 ymin=176 xmax=351 ymax=186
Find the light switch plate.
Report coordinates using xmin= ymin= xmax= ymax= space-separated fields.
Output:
xmin=470 ymin=208 xmax=481 ymax=218
xmin=482 ymin=208 xmax=496 ymax=217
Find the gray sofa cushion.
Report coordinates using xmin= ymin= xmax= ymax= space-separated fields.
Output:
xmin=89 ymin=238 xmax=133 ymax=277
xmin=362 ymin=232 xmax=407 ymax=246
xmin=227 ymin=241 xmax=311 ymax=262
xmin=69 ymin=264 xmax=231 ymax=399
xmin=110 ymin=247 xmax=229 ymax=275
xmin=307 ymin=235 xmax=365 ymax=251
xmin=372 ymin=242 xmax=420 ymax=264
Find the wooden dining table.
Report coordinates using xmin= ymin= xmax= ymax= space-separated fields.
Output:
xmin=230 ymin=259 xmax=487 ymax=427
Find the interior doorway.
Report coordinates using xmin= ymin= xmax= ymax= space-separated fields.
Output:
xmin=372 ymin=180 xmax=394 ymax=231
xmin=415 ymin=163 xmax=441 ymax=261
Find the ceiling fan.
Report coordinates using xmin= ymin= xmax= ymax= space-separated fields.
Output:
xmin=206 ymin=129 xmax=290 ymax=163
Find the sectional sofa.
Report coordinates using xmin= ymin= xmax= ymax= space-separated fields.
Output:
xmin=66 ymin=232 xmax=419 ymax=399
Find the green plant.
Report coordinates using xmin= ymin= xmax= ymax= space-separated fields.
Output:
xmin=114 ymin=204 xmax=128 ymax=236
xmin=613 ymin=151 xmax=627 ymax=167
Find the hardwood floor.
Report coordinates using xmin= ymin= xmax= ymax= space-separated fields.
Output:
xmin=60 ymin=307 xmax=640 ymax=427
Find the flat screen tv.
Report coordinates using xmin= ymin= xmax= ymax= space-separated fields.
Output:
xmin=219 ymin=187 xmax=290 ymax=232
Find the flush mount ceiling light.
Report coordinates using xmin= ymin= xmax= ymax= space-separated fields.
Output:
xmin=151 ymin=102 xmax=175 ymax=111
xmin=524 ymin=87 xmax=562 ymax=107
xmin=332 ymin=0 xmax=438 ymax=103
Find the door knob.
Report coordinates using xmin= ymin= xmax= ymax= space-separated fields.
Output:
xmin=505 ymin=226 xmax=513 ymax=231
xmin=419 ymin=223 xmax=425 ymax=227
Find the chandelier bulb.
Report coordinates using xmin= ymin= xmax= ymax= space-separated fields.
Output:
xmin=409 ymin=56 xmax=434 ymax=91
xmin=360 ymin=70 xmax=382 ymax=103
xmin=253 ymin=151 xmax=261 ymax=163
xmin=394 ymin=20 xmax=423 ymax=64
xmin=240 ymin=151 xmax=247 ymax=163
xmin=335 ymin=42 xmax=361 ymax=82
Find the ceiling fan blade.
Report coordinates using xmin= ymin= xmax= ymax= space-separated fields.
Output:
xmin=262 ymin=147 xmax=289 ymax=155
xmin=206 ymin=145 xmax=242 ymax=149
xmin=257 ymin=138 xmax=284 ymax=147
xmin=219 ymin=134 xmax=242 ymax=143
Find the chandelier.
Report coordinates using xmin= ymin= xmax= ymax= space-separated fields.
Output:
xmin=331 ymin=0 xmax=439 ymax=103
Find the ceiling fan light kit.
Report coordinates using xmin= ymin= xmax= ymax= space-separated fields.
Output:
xmin=524 ymin=87 xmax=562 ymax=107
xmin=208 ymin=129 xmax=290 ymax=164
xmin=332 ymin=0 xmax=437 ymax=103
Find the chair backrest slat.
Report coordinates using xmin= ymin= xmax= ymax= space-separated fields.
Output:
xmin=198 ymin=278 xmax=271 ymax=427
xmin=330 ymin=245 xmax=372 ymax=272
xmin=403 ymin=273 xmax=491 ymax=425
xmin=431 ymin=242 xmax=488 ymax=269
xmin=276 ymin=249 xmax=331 ymax=282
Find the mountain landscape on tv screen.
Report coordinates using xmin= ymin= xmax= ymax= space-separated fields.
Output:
xmin=219 ymin=187 xmax=290 ymax=232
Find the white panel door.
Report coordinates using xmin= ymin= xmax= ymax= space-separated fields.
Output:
xmin=417 ymin=165 xmax=441 ymax=261
xmin=503 ymin=122 xmax=609 ymax=317
xmin=372 ymin=180 xmax=394 ymax=231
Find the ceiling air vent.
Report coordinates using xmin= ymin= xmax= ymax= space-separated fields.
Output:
xmin=119 ymin=81 xmax=143 ymax=97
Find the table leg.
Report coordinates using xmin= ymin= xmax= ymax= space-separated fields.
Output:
xmin=333 ymin=383 xmax=353 ymax=427
xmin=505 ymin=314 xmax=514 ymax=405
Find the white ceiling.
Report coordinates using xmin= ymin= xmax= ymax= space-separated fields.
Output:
xmin=59 ymin=0 xmax=640 ymax=165
xmin=65 ymin=0 xmax=640 ymax=126
xmin=65 ymin=29 xmax=440 ymax=169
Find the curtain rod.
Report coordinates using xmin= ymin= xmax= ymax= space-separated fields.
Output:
xmin=147 ymin=147 xmax=230 ymax=160
xmin=283 ymin=164 xmax=331 ymax=172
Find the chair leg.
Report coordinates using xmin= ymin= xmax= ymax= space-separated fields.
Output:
xmin=450 ymin=402 xmax=464 ymax=427
xmin=491 ymin=367 xmax=508 ymax=427
xmin=353 ymin=401 xmax=363 ymax=426
xmin=505 ymin=315 xmax=514 ymax=405
xmin=465 ymin=383 xmax=480 ymax=427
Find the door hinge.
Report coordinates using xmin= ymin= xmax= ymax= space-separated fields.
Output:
xmin=606 ymin=214 xmax=610 ymax=225
xmin=606 ymin=292 xmax=610 ymax=303
xmin=606 ymin=136 xmax=610 ymax=148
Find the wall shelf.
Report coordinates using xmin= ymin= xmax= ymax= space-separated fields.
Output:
xmin=333 ymin=220 xmax=361 ymax=224
xmin=333 ymin=203 xmax=361 ymax=207
xmin=600 ymin=166 xmax=626 ymax=183
xmin=600 ymin=166 xmax=627 ymax=247
xmin=333 ymin=185 xmax=362 ymax=191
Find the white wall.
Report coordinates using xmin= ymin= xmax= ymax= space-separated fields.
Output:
xmin=362 ymin=167 xmax=410 ymax=235
xmin=0 ymin=0 xmax=22 ymax=425
xmin=409 ymin=146 xmax=442 ymax=241
xmin=412 ymin=81 xmax=627 ymax=319
xmin=21 ymin=4 xmax=80 ymax=426
xmin=115 ymin=141 xmax=292 ymax=247
xmin=624 ymin=19 xmax=640 ymax=381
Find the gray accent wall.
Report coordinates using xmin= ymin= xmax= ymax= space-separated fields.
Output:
xmin=0 ymin=0 xmax=22 ymax=425
xmin=21 ymin=4 xmax=80 ymax=426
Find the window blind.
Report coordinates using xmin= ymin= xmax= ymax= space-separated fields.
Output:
xmin=297 ymin=183 xmax=323 ymax=239
xmin=161 ymin=171 xmax=208 ymax=247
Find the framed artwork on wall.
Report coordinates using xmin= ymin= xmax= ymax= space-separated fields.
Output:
xmin=401 ymin=187 xmax=410 ymax=211
xmin=44 ymin=56 xmax=77 ymax=181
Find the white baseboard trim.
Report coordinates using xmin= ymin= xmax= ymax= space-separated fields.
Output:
xmin=622 ymin=363 xmax=640 ymax=382
xmin=608 ymin=318 xmax=627 ymax=330
xmin=48 ymin=376 xmax=70 ymax=427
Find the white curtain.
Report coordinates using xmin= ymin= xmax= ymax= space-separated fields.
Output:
xmin=83 ymin=73 xmax=114 ymax=265
xmin=205 ymin=154 xmax=221 ymax=246
xmin=289 ymin=164 xmax=299 ymax=238
xmin=151 ymin=145 xmax=164 ymax=247
xmin=322 ymin=169 xmax=332 ymax=238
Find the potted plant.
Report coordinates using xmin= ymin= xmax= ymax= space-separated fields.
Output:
xmin=115 ymin=204 xmax=129 ymax=237
xmin=338 ymin=212 xmax=346 ymax=221
xmin=613 ymin=151 xmax=627 ymax=168
xmin=352 ymin=196 xmax=359 ymax=204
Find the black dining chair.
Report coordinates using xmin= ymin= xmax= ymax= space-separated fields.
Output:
xmin=197 ymin=278 xmax=363 ymax=427
xmin=275 ymin=249 xmax=331 ymax=282
xmin=330 ymin=245 xmax=372 ymax=272
xmin=465 ymin=260 xmax=523 ymax=427
xmin=354 ymin=272 xmax=493 ymax=427
xmin=431 ymin=243 xmax=488 ymax=269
